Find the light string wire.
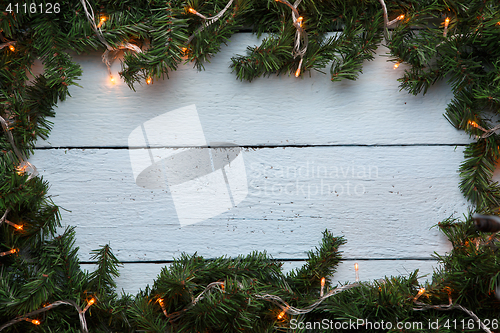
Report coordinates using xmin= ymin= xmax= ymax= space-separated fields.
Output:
xmin=79 ymin=0 xmax=142 ymax=79
xmin=468 ymin=121 xmax=500 ymax=139
xmin=0 ymin=299 xmax=91 ymax=332
xmin=157 ymin=278 xmax=492 ymax=332
xmin=0 ymin=115 xmax=38 ymax=180
xmin=186 ymin=0 xmax=235 ymax=45
xmin=255 ymin=281 xmax=363 ymax=315
xmin=160 ymin=281 xmax=225 ymax=321
xmin=0 ymin=208 xmax=10 ymax=226
xmin=413 ymin=294 xmax=492 ymax=333
xmin=159 ymin=279 xmax=366 ymax=321
xmin=378 ymin=0 xmax=405 ymax=41
xmin=275 ymin=0 xmax=307 ymax=76
xmin=0 ymin=41 xmax=15 ymax=50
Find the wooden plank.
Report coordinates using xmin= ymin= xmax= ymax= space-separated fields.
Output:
xmin=30 ymin=146 xmax=467 ymax=261
xmin=34 ymin=33 xmax=471 ymax=148
xmin=82 ymin=260 xmax=439 ymax=295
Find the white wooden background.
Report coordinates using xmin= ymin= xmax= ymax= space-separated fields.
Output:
xmin=29 ymin=33 xmax=474 ymax=295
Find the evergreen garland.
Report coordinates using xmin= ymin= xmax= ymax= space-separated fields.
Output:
xmin=1 ymin=0 xmax=499 ymax=331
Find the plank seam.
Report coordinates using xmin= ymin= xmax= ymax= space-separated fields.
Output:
xmin=80 ymin=258 xmax=438 ymax=264
xmin=34 ymin=143 xmax=469 ymax=150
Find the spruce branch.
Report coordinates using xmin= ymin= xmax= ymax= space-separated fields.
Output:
xmin=88 ymin=244 xmax=121 ymax=297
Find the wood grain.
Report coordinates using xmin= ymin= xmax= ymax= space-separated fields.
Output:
xmin=31 ymin=146 xmax=467 ymax=261
xmin=29 ymin=33 xmax=473 ymax=294
xmin=35 ymin=33 xmax=471 ymax=148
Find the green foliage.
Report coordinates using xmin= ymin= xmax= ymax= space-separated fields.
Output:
xmin=2 ymin=0 xmax=500 ymax=331
xmin=386 ymin=0 xmax=500 ymax=209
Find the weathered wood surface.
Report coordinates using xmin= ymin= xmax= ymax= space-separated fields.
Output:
xmin=30 ymin=33 xmax=473 ymax=294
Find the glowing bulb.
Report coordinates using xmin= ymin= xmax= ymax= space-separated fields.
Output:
xmin=15 ymin=224 xmax=23 ymax=230
xmin=320 ymin=277 xmax=326 ymax=297
xmin=0 ymin=248 xmax=18 ymax=256
xmin=188 ymin=7 xmax=197 ymax=14
xmin=146 ymin=77 xmax=152 ymax=85
xmin=295 ymin=68 xmax=301 ymax=77
xmin=414 ymin=287 xmax=426 ymax=300
xmin=88 ymin=298 xmax=95 ymax=306
xmin=393 ymin=62 xmax=400 ymax=69
xmin=443 ymin=17 xmax=450 ymax=37
xmin=16 ymin=163 xmax=28 ymax=175
xmin=397 ymin=14 xmax=405 ymax=20
xmin=468 ymin=120 xmax=478 ymax=128
xmin=158 ymin=298 xmax=164 ymax=307
xmin=277 ymin=305 xmax=289 ymax=320
xmin=110 ymin=75 xmax=115 ymax=83
xmin=181 ymin=47 xmax=188 ymax=53
xmin=354 ymin=263 xmax=359 ymax=271
xmin=9 ymin=45 xmax=15 ymax=52
xmin=354 ymin=262 xmax=359 ymax=282
xmin=297 ymin=16 xmax=303 ymax=27
xmin=31 ymin=319 xmax=40 ymax=325
xmin=97 ymin=16 xmax=107 ymax=28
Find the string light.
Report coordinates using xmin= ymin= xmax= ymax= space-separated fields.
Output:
xmin=157 ymin=297 xmax=168 ymax=317
xmin=80 ymin=0 xmax=142 ymax=81
xmin=257 ymin=281 xmax=368 ymax=317
xmin=414 ymin=287 xmax=425 ymax=301
xmin=185 ymin=0 xmax=234 ymax=44
xmin=393 ymin=62 xmax=400 ymax=69
xmin=0 ymin=248 xmax=18 ymax=257
xmin=297 ymin=16 xmax=303 ymax=27
xmin=25 ymin=318 xmax=40 ymax=325
xmin=97 ymin=16 xmax=107 ymax=29
xmin=413 ymin=294 xmax=492 ymax=333
xmin=275 ymin=0 xmax=308 ymax=79
xmin=354 ymin=262 xmax=359 ymax=282
xmin=4 ymin=219 xmax=23 ymax=230
xmin=146 ymin=77 xmax=152 ymax=85
xmin=277 ymin=306 xmax=289 ymax=320
xmin=16 ymin=163 xmax=28 ymax=175
xmin=378 ymin=0 xmax=406 ymax=40
xmin=110 ymin=75 xmax=115 ymax=83
xmin=468 ymin=120 xmax=479 ymax=128
xmin=465 ymin=120 xmax=500 ymax=139
xmin=82 ymin=297 xmax=95 ymax=313
xmin=443 ymin=17 xmax=450 ymax=37
xmin=0 ymin=41 xmax=16 ymax=51
xmin=387 ymin=13 xmax=405 ymax=26
xmin=0 ymin=300 xmax=89 ymax=332
xmin=320 ymin=277 xmax=326 ymax=297
xmin=295 ymin=58 xmax=303 ymax=77
xmin=1 ymin=116 xmax=39 ymax=181
xmin=188 ymin=7 xmax=207 ymax=19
